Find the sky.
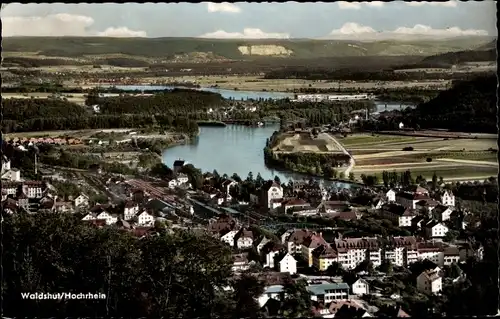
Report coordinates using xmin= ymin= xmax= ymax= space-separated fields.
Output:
xmin=1 ymin=1 xmax=497 ymax=40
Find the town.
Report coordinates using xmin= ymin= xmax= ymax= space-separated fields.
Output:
xmin=1 ymin=2 xmax=498 ymax=318
xmin=2 ymin=147 xmax=494 ymax=317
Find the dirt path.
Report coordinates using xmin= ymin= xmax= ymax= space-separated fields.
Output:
xmin=436 ymin=158 xmax=498 ymax=166
xmin=324 ymin=133 xmax=355 ymax=175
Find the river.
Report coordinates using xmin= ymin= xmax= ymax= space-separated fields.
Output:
xmin=109 ymin=85 xmax=412 ymax=188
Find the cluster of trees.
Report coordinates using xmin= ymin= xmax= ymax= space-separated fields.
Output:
xmin=2 ymin=98 xmax=199 ymax=135
xmin=2 ymin=212 xmax=307 ymax=317
xmin=89 ymin=89 xmax=227 ymax=114
xmin=263 ymin=146 xmax=348 ymax=179
xmin=263 ymin=67 xmax=492 ymax=81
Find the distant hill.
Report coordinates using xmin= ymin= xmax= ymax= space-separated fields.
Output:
xmin=394 ymin=39 xmax=496 ymax=69
xmin=2 ymin=36 xmax=495 ymax=61
xmin=408 ymin=74 xmax=497 ymax=133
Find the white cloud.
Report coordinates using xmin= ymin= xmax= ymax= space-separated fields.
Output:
xmin=365 ymin=1 xmax=385 ymax=7
xmin=206 ymin=2 xmax=241 ymax=13
xmin=329 ymin=22 xmax=377 ymax=36
xmin=406 ymin=1 xmax=458 ymax=8
xmin=98 ymin=27 xmax=147 ymax=38
xmin=338 ymin=2 xmax=362 ymax=10
xmin=392 ymin=24 xmax=488 ymax=36
xmin=327 ymin=22 xmax=488 ymax=40
xmin=2 ymin=13 xmax=147 ymax=37
xmin=338 ymin=1 xmax=384 ymax=9
xmin=199 ymin=28 xmax=290 ymax=39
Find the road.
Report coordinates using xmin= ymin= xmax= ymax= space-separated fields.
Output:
xmin=324 ymin=133 xmax=355 ymax=176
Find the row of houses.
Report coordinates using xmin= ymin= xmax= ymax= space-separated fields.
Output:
xmin=5 ymin=137 xmax=83 ymax=145
xmin=280 ymin=230 xmax=483 ymax=270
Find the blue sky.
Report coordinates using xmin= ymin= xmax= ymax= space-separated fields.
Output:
xmin=1 ymin=2 xmax=497 ymax=39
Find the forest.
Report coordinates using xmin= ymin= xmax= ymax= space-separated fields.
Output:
xmin=2 ymin=212 xmax=317 ymax=318
xmin=404 ymin=74 xmax=497 ymax=133
xmin=263 ymin=67 xmax=494 ymax=81
xmin=2 ymin=95 xmax=200 ymax=135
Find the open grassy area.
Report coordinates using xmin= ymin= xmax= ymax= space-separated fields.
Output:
xmin=273 ymin=132 xmax=343 ymax=154
xmin=343 ymin=133 xmax=498 ymax=181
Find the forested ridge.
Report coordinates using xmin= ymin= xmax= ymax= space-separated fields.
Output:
xmin=407 ymin=74 xmax=497 ymax=133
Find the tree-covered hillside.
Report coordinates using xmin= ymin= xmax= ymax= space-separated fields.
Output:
xmin=2 ymin=36 xmax=494 ymax=60
xmin=407 ymin=74 xmax=497 ymax=133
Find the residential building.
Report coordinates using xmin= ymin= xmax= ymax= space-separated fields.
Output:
xmin=317 ymin=201 xmax=350 ymax=214
xmin=256 ymin=237 xmax=271 ymax=254
xmin=221 ymin=179 xmax=237 ymax=201
xmin=234 ymin=228 xmax=254 ymax=249
xmin=432 ymin=205 xmax=453 ymax=222
xmin=380 ymin=204 xmax=416 ymax=227
xmin=280 ymin=198 xmax=311 ymax=214
xmin=386 ymin=189 xmax=396 ymax=202
xmin=328 ymin=300 xmax=372 ymax=318
xmin=416 ymin=269 xmax=442 ymax=295
xmin=334 ymin=237 xmax=382 ymax=269
xmin=440 ymin=190 xmax=455 ymax=207
xmin=2 ymin=169 xmax=21 ymax=182
xmin=1 ymin=156 xmax=11 ymax=172
xmin=384 ymin=236 xmax=418 ymax=267
xmin=220 ymin=230 xmax=239 ymax=247
xmin=312 ymin=244 xmax=338 ymax=271
xmin=415 ymin=199 xmax=440 ymax=214
xmin=396 ymin=192 xmax=430 ymax=209
xmin=283 ymin=229 xmax=312 ymax=255
xmin=137 ymin=211 xmax=154 ymax=226
xmin=176 ymin=173 xmax=189 ymax=185
xmin=262 ymin=242 xmax=284 ymax=268
xmin=22 ymin=181 xmax=45 ymax=199
xmin=302 ymin=233 xmax=329 ymax=267
xmin=260 ymin=181 xmax=284 ymax=210
xmin=74 ymin=194 xmax=89 ymax=208
xmin=308 ymin=282 xmax=350 ymax=303
xmin=350 ymin=278 xmax=370 ymax=296
xmin=124 ymin=201 xmax=140 ymax=220
xmin=416 ymin=242 xmax=444 ymax=266
xmin=424 ymin=220 xmax=449 ymax=239
xmin=442 ymin=247 xmax=460 ymax=266
xmin=3 ymin=182 xmax=18 ymax=197
xmin=232 ymin=253 xmax=250 ymax=272
xmin=276 ymin=252 xmax=297 ymax=275
xmin=82 ymin=211 xmax=118 ymax=225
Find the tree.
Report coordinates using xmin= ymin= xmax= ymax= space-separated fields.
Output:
xmin=348 ymin=172 xmax=355 ymax=181
xmin=274 ymin=175 xmax=281 ymax=185
xmin=232 ymin=274 xmax=265 ymax=318
xmin=443 ymin=230 xmax=459 ymax=243
xmin=255 ymin=173 xmax=265 ymax=187
xmin=432 ymin=172 xmax=438 ymax=190
xmin=382 ymin=170 xmax=389 ymax=188
xmin=326 ymin=262 xmax=345 ymax=276
xmin=378 ymin=260 xmax=393 ymax=274
xmin=354 ymin=260 xmax=374 ymax=274
xmin=231 ymin=173 xmax=242 ymax=183
xmin=246 ymin=172 xmax=254 ymax=182
xmin=280 ymin=278 xmax=314 ymax=318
